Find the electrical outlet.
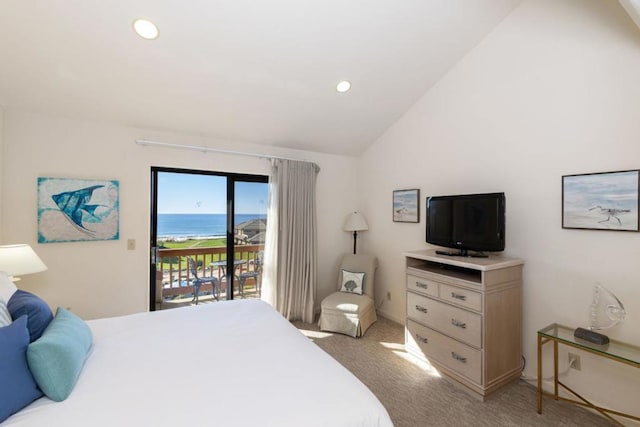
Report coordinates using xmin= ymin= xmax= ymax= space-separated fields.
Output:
xmin=568 ymin=353 xmax=581 ymax=371
xmin=386 ymin=291 xmax=391 ymax=301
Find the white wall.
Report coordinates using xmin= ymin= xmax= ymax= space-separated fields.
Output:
xmin=0 ymin=106 xmax=4 ymax=242
xmin=1 ymin=111 xmax=357 ymax=320
xmin=359 ymin=0 xmax=640 ymax=420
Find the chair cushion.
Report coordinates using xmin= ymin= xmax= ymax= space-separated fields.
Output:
xmin=0 ymin=315 xmax=43 ymax=423
xmin=340 ymin=270 xmax=365 ymax=295
xmin=8 ymin=290 xmax=53 ymax=342
xmin=321 ymin=291 xmax=374 ymax=315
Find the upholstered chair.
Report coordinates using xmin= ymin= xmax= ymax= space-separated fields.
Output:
xmin=318 ymin=254 xmax=378 ymax=337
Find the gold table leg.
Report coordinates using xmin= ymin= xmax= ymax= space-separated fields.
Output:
xmin=537 ymin=334 xmax=543 ymax=414
xmin=537 ymin=325 xmax=640 ymax=422
xmin=553 ymin=340 xmax=558 ymax=400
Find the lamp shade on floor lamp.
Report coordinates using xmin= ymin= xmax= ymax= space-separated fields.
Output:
xmin=343 ymin=212 xmax=369 ymax=254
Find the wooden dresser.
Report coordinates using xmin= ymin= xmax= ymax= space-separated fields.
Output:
xmin=404 ymin=249 xmax=524 ymax=400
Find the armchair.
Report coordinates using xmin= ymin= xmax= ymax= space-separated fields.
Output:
xmin=318 ymin=254 xmax=378 ymax=337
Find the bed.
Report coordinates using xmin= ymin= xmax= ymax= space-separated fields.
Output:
xmin=3 ymin=299 xmax=393 ymax=426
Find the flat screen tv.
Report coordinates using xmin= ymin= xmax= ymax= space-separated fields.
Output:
xmin=426 ymin=192 xmax=505 ymax=257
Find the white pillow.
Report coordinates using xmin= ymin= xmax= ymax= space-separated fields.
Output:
xmin=340 ymin=270 xmax=365 ymax=295
xmin=0 ymin=298 xmax=11 ymax=327
xmin=0 ymin=271 xmax=17 ymax=303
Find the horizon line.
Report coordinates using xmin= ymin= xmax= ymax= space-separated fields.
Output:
xmin=158 ymin=212 xmax=267 ymax=215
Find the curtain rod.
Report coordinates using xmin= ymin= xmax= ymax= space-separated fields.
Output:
xmin=135 ymin=139 xmax=318 ymax=166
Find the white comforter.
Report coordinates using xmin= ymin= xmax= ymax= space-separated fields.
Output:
xmin=4 ymin=300 xmax=393 ymax=427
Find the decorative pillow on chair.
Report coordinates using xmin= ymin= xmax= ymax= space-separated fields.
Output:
xmin=27 ymin=307 xmax=93 ymax=402
xmin=7 ymin=290 xmax=53 ymax=342
xmin=340 ymin=270 xmax=365 ymax=295
xmin=0 ymin=315 xmax=44 ymax=423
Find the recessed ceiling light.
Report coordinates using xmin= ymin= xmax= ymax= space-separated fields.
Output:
xmin=133 ymin=19 xmax=159 ymax=40
xmin=336 ymin=80 xmax=351 ymax=93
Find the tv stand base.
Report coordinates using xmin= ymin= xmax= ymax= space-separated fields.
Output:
xmin=435 ymin=250 xmax=489 ymax=258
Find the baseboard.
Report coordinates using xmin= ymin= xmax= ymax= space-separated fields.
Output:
xmin=377 ymin=308 xmax=404 ymax=325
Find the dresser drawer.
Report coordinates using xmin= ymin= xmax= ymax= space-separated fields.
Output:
xmin=407 ymin=292 xmax=482 ymax=348
xmin=406 ymin=320 xmax=482 ymax=384
xmin=440 ymin=283 xmax=482 ymax=312
xmin=406 ymin=274 xmax=439 ymax=297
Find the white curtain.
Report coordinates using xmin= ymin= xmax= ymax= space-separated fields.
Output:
xmin=261 ymin=159 xmax=319 ymax=323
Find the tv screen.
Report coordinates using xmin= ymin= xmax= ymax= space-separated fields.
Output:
xmin=426 ymin=192 xmax=505 ymax=256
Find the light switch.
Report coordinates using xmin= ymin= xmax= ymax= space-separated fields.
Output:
xmin=127 ymin=239 xmax=136 ymax=250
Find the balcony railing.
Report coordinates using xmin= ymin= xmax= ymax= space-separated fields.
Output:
xmin=157 ymin=244 xmax=264 ymax=301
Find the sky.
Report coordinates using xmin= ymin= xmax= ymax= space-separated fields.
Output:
xmin=157 ymin=172 xmax=268 ymax=214
xmin=564 ymin=171 xmax=638 ymax=210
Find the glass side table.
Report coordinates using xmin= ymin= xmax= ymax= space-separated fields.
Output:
xmin=537 ymin=323 xmax=640 ymax=425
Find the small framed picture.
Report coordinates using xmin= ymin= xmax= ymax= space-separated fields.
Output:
xmin=562 ymin=170 xmax=639 ymax=231
xmin=393 ymin=189 xmax=420 ymax=223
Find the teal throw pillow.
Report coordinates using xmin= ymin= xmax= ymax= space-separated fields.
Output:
xmin=27 ymin=307 xmax=93 ymax=402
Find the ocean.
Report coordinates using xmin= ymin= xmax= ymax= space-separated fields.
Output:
xmin=157 ymin=213 xmax=266 ymax=238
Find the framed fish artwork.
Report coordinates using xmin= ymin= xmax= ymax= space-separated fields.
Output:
xmin=38 ymin=177 xmax=120 ymax=243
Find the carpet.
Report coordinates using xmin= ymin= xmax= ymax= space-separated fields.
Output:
xmin=293 ymin=316 xmax=613 ymax=427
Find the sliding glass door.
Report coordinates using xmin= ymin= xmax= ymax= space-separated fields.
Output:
xmin=149 ymin=167 xmax=268 ymax=310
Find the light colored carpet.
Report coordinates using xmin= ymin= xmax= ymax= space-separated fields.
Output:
xmin=292 ymin=316 xmax=613 ymax=427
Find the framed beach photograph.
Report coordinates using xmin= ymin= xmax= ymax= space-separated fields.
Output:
xmin=562 ymin=170 xmax=639 ymax=232
xmin=38 ymin=177 xmax=120 ymax=243
xmin=393 ymin=189 xmax=420 ymax=223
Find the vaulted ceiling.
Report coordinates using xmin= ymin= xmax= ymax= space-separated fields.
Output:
xmin=0 ymin=1 xmax=523 ymax=155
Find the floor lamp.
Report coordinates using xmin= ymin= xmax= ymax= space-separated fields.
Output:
xmin=343 ymin=212 xmax=369 ymax=254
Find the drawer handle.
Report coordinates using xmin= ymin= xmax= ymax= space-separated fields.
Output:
xmin=415 ymin=334 xmax=428 ymax=344
xmin=451 ymin=292 xmax=467 ymax=301
xmin=415 ymin=305 xmax=428 ymax=313
xmin=451 ymin=352 xmax=467 ymax=363
xmin=415 ymin=282 xmax=428 ymax=289
xmin=451 ymin=319 xmax=467 ymax=329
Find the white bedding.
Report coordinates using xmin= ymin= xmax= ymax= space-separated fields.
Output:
xmin=4 ymin=300 xmax=393 ymax=427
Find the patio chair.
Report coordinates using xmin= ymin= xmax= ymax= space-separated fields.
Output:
xmin=238 ymin=251 xmax=263 ymax=298
xmin=187 ymin=257 xmax=219 ymax=304
xmin=318 ymin=253 xmax=378 ymax=337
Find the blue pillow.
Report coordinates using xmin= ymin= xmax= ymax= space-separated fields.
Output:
xmin=8 ymin=290 xmax=53 ymax=342
xmin=0 ymin=316 xmax=44 ymax=423
xmin=27 ymin=307 xmax=93 ymax=402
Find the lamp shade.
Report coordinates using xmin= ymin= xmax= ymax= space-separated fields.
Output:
xmin=344 ymin=212 xmax=369 ymax=232
xmin=0 ymin=244 xmax=48 ymax=278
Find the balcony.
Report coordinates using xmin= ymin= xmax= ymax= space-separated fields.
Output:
xmin=156 ymin=244 xmax=264 ymax=308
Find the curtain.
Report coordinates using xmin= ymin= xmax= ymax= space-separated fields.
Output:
xmin=261 ymin=159 xmax=319 ymax=323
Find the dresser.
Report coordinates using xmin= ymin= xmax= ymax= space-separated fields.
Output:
xmin=404 ymin=249 xmax=524 ymax=400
